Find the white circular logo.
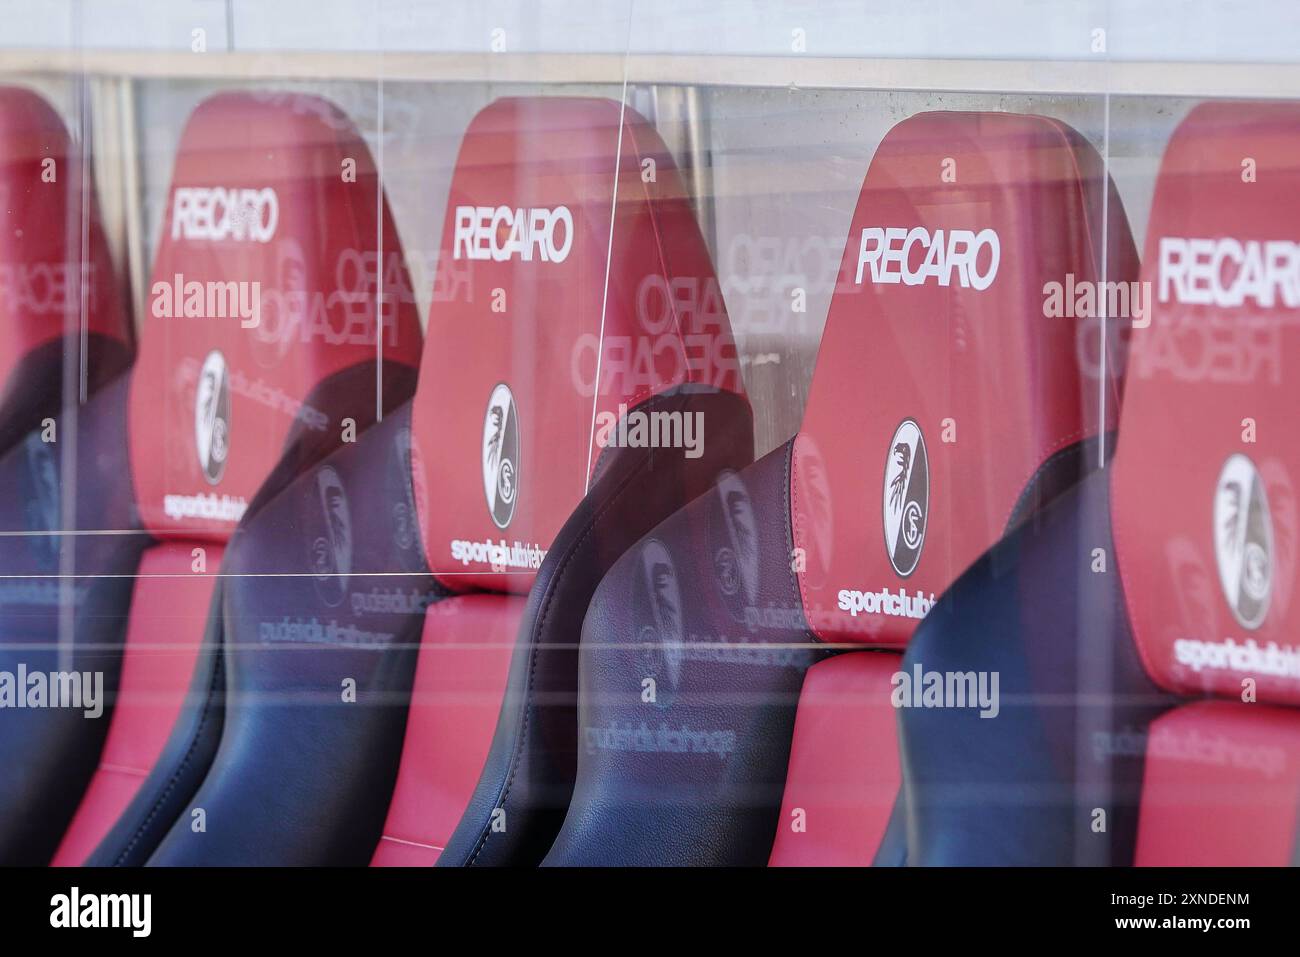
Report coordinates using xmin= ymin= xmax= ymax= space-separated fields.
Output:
xmin=882 ymin=418 xmax=929 ymax=578
xmin=194 ymin=350 xmax=231 ymax=485
xmin=482 ymin=383 xmax=520 ymax=529
xmin=1214 ymin=453 xmax=1274 ymax=630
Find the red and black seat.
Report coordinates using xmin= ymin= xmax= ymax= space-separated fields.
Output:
xmin=542 ymin=110 xmax=1138 ymax=866
xmin=0 ymin=90 xmax=422 ymax=865
xmin=0 ymin=86 xmax=132 ymax=455
xmin=127 ymin=96 xmax=751 ymax=866
xmin=897 ymin=101 xmax=1300 ymax=866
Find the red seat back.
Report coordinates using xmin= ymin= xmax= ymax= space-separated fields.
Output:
xmin=376 ymin=96 xmax=748 ymax=864
xmin=1110 ymin=101 xmax=1300 ymax=865
xmin=50 ymin=90 xmax=422 ymax=866
xmin=773 ymin=110 xmax=1138 ymax=865
xmin=0 ymin=86 xmax=132 ymax=450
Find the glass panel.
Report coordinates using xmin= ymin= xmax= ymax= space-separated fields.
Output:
xmin=0 ymin=0 xmax=1295 ymax=879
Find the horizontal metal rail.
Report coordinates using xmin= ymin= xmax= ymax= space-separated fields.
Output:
xmin=3 ymin=49 xmax=1300 ymax=100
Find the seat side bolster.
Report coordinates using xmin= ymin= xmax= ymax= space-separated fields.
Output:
xmin=440 ymin=387 xmax=755 ymax=866
xmin=541 ymin=436 xmax=829 ymax=867
xmin=899 ymin=469 xmax=1172 ymax=865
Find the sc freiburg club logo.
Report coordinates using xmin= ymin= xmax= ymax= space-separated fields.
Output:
xmin=482 ymin=382 xmax=520 ymax=529
xmin=195 ymin=349 xmax=231 ymax=485
xmin=310 ymin=465 xmax=352 ymax=608
xmin=1214 ymin=453 xmax=1274 ymax=630
xmin=882 ymin=418 xmax=928 ymax=578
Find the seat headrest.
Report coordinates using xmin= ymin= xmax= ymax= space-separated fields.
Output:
xmin=412 ymin=97 xmax=746 ymax=593
xmin=791 ymin=110 xmax=1137 ymax=646
xmin=1113 ymin=101 xmax=1300 ymax=706
xmin=0 ymin=87 xmax=131 ymax=415
xmin=128 ymin=91 xmax=423 ymax=541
